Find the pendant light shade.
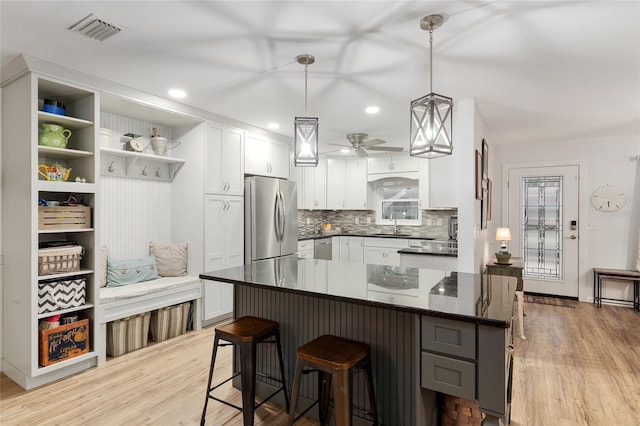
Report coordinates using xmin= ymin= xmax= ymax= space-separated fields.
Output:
xmin=410 ymin=14 xmax=453 ymax=159
xmin=294 ymin=54 xmax=319 ymax=167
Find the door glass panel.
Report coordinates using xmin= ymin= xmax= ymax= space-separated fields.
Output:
xmin=521 ymin=176 xmax=563 ymax=280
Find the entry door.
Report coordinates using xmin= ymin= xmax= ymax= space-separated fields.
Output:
xmin=507 ymin=165 xmax=579 ymax=297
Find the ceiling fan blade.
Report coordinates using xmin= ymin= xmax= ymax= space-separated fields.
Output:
xmin=361 ymin=138 xmax=385 ymax=147
xmin=328 ymin=143 xmax=351 ymax=147
xmin=355 ymin=147 xmax=368 ymax=158
xmin=367 ymin=146 xmax=404 ymax=152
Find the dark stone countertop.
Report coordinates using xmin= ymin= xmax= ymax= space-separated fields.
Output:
xmin=298 ymin=232 xmax=445 ymax=241
xmin=200 ymin=256 xmax=516 ymax=328
xmin=398 ymin=247 xmax=458 ymax=257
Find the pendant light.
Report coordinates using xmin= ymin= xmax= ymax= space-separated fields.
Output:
xmin=409 ymin=14 xmax=453 ymax=159
xmin=294 ymin=54 xmax=319 ymax=167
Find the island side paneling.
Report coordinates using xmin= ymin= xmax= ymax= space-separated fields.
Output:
xmin=234 ymin=284 xmax=423 ymax=425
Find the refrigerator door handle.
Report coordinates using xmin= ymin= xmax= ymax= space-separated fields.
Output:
xmin=276 ymin=191 xmax=285 ymax=242
xmin=274 ymin=193 xmax=281 ymax=242
xmin=278 ymin=191 xmax=286 ymax=242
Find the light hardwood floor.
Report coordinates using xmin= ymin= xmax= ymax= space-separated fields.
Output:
xmin=1 ymin=301 xmax=638 ymax=425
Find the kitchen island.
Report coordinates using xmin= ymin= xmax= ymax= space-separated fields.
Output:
xmin=200 ymin=256 xmax=516 ymax=425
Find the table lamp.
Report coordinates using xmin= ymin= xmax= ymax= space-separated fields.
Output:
xmin=495 ymin=227 xmax=512 ymax=264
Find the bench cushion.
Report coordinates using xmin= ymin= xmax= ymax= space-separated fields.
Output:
xmin=100 ymin=275 xmax=200 ymax=304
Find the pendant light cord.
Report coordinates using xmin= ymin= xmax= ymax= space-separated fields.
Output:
xmin=304 ymin=64 xmax=309 ymax=116
xmin=429 ymin=26 xmax=434 ymax=93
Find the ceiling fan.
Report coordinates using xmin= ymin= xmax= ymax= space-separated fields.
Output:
xmin=328 ymin=133 xmax=403 ymax=157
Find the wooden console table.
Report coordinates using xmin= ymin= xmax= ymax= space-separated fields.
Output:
xmin=486 ymin=256 xmax=526 ymax=339
xmin=593 ymin=268 xmax=640 ymax=312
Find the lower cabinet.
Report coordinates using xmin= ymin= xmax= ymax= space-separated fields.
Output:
xmin=337 ymin=236 xmax=364 ymax=262
xmin=203 ymin=195 xmax=244 ymax=323
xmin=298 ymin=240 xmax=314 ymax=258
xmin=363 ymin=238 xmax=409 ymax=266
xmin=420 ymin=315 xmax=513 ymax=422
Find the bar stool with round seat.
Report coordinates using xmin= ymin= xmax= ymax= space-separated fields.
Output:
xmin=201 ymin=316 xmax=290 ymax=425
xmin=287 ymin=335 xmax=378 ymax=426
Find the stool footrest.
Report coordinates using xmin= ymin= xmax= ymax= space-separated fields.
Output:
xmin=207 ymin=371 xmax=241 ymax=393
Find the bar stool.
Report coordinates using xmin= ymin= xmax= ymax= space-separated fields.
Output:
xmin=201 ymin=316 xmax=289 ymax=425
xmin=287 ymin=335 xmax=378 ymax=426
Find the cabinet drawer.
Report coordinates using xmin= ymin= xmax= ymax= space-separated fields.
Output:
xmin=298 ymin=240 xmax=314 ymax=251
xmin=421 ymin=352 xmax=476 ymax=400
xmin=422 ymin=316 xmax=476 ymax=359
xmin=298 ymin=250 xmax=313 ymax=259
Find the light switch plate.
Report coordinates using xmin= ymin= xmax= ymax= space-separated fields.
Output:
xmin=355 ymin=218 xmax=360 ymax=225
xmin=367 ymin=217 xmax=371 ymax=224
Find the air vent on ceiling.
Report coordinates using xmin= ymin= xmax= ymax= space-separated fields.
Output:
xmin=68 ymin=13 xmax=124 ymax=42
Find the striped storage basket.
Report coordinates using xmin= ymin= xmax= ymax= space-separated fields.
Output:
xmin=150 ymin=302 xmax=191 ymax=342
xmin=106 ymin=312 xmax=151 ymax=357
xmin=38 ymin=278 xmax=87 ymax=314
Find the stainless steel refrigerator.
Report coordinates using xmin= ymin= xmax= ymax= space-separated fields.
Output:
xmin=245 ymin=176 xmax=298 ymax=262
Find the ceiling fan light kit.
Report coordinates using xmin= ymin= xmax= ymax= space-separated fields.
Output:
xmin=410 ymin=14 xmax=453 ymax=159
xmin=294 ymin=54 xmax=319 ymax=167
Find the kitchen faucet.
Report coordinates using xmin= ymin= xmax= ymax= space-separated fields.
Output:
xmin=393 ymin=214 xmax=398 ymax=235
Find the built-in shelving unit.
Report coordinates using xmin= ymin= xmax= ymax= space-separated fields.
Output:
xmin=1 ymin=72 xmax=100 ymax=389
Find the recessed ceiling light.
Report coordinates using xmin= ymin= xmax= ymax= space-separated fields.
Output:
xmin=267 ymin=123 xmax=280 ymax=130
xmin=341 ymin=149 xmax=350 ymax=154
xmin=365 ymin=106 xmax=380 ymax=114
xmin=168 ymin=89 xmax=187 ymax=99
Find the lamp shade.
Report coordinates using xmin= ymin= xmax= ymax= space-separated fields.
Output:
xmin=496 ymin=227 xmax=512 ymax=241
xmin=409 ymin=92 xmax=453 ymax=158
xmin=294 ymin=116 xmax=319 ymax=167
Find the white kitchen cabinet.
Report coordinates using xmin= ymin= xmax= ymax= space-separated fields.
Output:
xmin=326 ymin=158 xmax=368 ymax=210
xmin=292 ymin=158 xmax=327 ymax=209
xmin=338 ymin=236 xmax=365 ymax=262
xmin=428 ymin=154 xmax=457 ymax=208
xmin=368 ymin=154 xmax=419 ymax=175
xmin=205 ymin=122 xmax=244 ymax=195
xmin=203 ymin=195 xmax=244 ymax=323
xmin=298 ymin=240 xmax=314 ymax=258
xmin=419 ymin=160 xmax=430 ymax=208
xmin=345 ymin=158 xmax=369 ymax=209
xmin=363 ymin=238 xmax=409 ymax=266
xmin=326 ymin=158 xmax=346 ymax=209
xmin=245 ymin=132 xmax=289 ymax=179
xmin=2 ymin=74 xmax=100 ymax=389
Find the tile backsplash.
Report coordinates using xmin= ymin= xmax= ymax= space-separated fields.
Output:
xmin=298 ymin=209 xmax=456 ymax=240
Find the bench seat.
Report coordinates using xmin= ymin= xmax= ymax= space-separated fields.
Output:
xmin=98 ymin=275 xmax=203 ymax=364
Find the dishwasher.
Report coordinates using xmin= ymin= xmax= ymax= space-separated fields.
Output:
xmin=314 ymin=237 xmax=332 ymax=260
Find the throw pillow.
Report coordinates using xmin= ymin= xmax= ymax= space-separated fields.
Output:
xmin=106 ymin=255 xmax=158 ymax=287
xmin=149 ymin=242 xmax=188 ymax=277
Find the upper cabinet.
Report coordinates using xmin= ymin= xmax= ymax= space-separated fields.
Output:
xmin=428 ymin=155 xmax=458 ymax=208
xmin=368 ymin=154 xmax=419 ymax=177
xmin=245 ymin=132 xmax=289 ymax=179
xmin=292 ymin=158 xmax=327 ymax=209
xmin=327 ymin=157 xmax=369 ymax=210
xmin=205 ymin=122 xmax=244 ymax=195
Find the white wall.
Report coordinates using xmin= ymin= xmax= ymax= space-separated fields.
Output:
xmin=496 ymin=133 xmax=640 ymax=302
xmin=0 ymin=85 xmax=4 ymax=372
xmin=455 ymin=98 xmax=495 ymax=274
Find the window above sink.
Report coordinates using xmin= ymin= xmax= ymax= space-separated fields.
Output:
xmin=371 ymin=177 xmax=422 ymax=226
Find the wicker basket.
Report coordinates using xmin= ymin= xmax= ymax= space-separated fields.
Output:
xmin=38 ymin=245 xmax=83 ymax=276
xmin=38 ymin=205 xmax=91 ymax=231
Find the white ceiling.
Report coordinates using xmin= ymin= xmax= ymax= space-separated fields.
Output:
xmin=1 ymin=1 xmax=639 ymax=153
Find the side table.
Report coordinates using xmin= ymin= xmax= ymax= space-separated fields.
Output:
xmin=486 ymin=256 xmax=525 ymax=339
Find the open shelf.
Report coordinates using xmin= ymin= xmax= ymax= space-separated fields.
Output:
xmin=37 ymin=303 xmax=95 ymax=319
xmin=38 ymin=269 xmax=94 ymax=281
xmin=101 ymin=147 xmax=186 ymax=181
xmin=38 ymin=146 xmax=93 ymax=160
xmin=37 ymin=111 xmax=93 ymax=130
